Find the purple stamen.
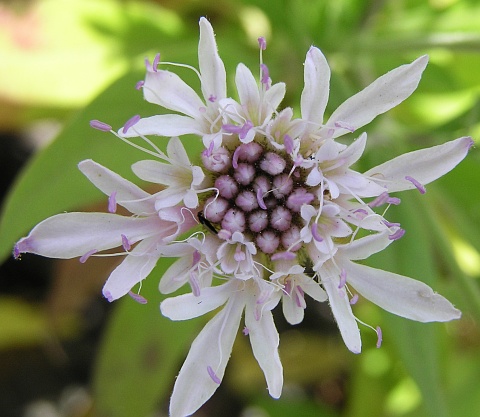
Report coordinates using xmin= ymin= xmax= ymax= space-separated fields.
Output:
xmin=204 ymin=140 xmax=214 ymax=157
xmin=311 ymin=223 xmax=323 ymax=242
xmin=152 ymin=53 xmax=160 ymax=72
xmin=284 ymin=134 xmax=294 ymax=154
xmin=192 ymin=250 xmax=201 ymax=266
xmin=89 ymin=120 xmax=112 ymax=132
xmin=135 ymin=80 xmax=145 ymax=90
xmin=376 ymin=326 xmax=383 ymax=348
xmin=350 ymin=294 xmax=359 ymax=305
xmin=338 ymin=269 xmax=347 ymax=289
xmin=334 ymin=120 xmax=355 ymax=132
xmin=389 ymin=228 xmax=405 ymax=240
xmin=260 ymin=64 xmax=270 ymax=89
xmin=234 ymin=245 xmax=246 ymax=262
xmin=256 ymin=188 xmax=267 ymax=210
xmin=369 ymin=192 xmax=389 ymax=207
xmin=13 ymin=244 xmax=21 ymax=259
xmin=80 ymin=249 xmax=97 ymax=263
xmin=405 ymin=176 xmax=426 ymax=194
xmin=108 ymin=191 xmax=117 ymax=213
xmin=122 ymin=115 xmax=141 ymax=134
xmin=222 ymin=121 xmax=253 ymax=140
xmin=189 ymin=272 xmax=201 ymax=297
xmin=128 ymin=291 xmax=148 ymax=304
xmin=207 ymin=366 xmax=221 ymax=384
xmin=242 ymin=326 xmax=250 ymax=336
xmin=258 ymin=36 xmax=266 ymax=50
xmin=387 ymin=196 xmax=401 ymax=205
xmin=383 ymin=220 xmax=401 ymax=228
xmin=121 ymin=234 xmax=131 ymax=251
xmin=208 ymin=94 xmax=217 ymax=102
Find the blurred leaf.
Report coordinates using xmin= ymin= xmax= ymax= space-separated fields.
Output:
xmin=369 ymin=192 xmax=454 ymax=417
xmin=93 ymin=257 xmax=201 ymax=417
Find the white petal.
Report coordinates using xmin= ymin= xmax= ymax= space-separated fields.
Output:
xmin=339 ymin=132 xmax=367 ymax=167
xmin=263 ymin=82 xmax=286 ymax=120
xmin=245 ymin=301 xmax=283 ymax=398
xmin=339 ymin=231 xmax=392 ymax=260
xmin=344 ymin=260 xmax=461 ymax=322
xmin=323 ymin=55 xmax=429 ymax=138
xmin=102 ymin=237 xmax=159 ymax=301
xmin=169 ymin=293 xmax=245 ymax=417
xmin=78 ymin=160 xmax=153 ymax=215
xmin=167 ymin=136 xmax=191 ymax=166
xmin=160 ymin=281 xmax=235 ymax=320
xmin=282 ymin=296 xmax=304 ymax=325
xmin=119 ymin=114 xmax=202 ymax=138
xmin=144 ymin=69 xmax=204 ymax=119
xmin=198 ymin=17 xmax=227 ymax=102
xmin=363 ymin=136 xmax=473 ymax=193
xmin=15 ymin=213 xmax=162 ymax=258
xmin=301 ymin=47 xmax=330 ymax=123
xmin=158 ymin=256 xmax=192 ymax=294
xmin=235 ymin=64 xmax=260 ymax=120
xmin=132 ymin=160 xmax=189 ymax=186
xmin=300 ymin=276 xmax=328 ymax=302
xmin=321 ymin=266 xmax=361 ymax=353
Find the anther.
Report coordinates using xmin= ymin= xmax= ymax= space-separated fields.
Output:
xmin=122 ymin=115 xmax=141 ymax=134
xmin=152 ymin=53 xmax=161 ymax=71
xmin=338 ymin=269 xmax=347 ymax=289
xmin=207 ymin=366 xmax=221 ymax=384
xmin=405 ymin=176 xmax=426 ymax=194
xmin=258 ymin=37 xmax=266 ymax=50
xmin=90 ymin=120 xmax=112 ymax=132
xmin=189 ymin=272 xmax=201 ymax=297
xmin=283 ymin=134 xmax=294 ymax=154
xmin=135 ymin=80 xmax=145 ymax=90
xmin=80 ymin=249 xmax=97 ymax=263
xmin=389 ymin=228 xmax=405 ymax=240
xmin=376 ymin=326 xmax=383 ymax=348
xmin=260 ymin=64 xmax=270 ymax=89
xmin=121 ymin=234 xmax=131 ymax=251
xmin=350 ymin=294 xmax=359 ymax=305
xmin=108 ymin=192 xmax=117 ymax=213
xmin=311 ymin=223 xmax=323 ymax=242
xmin=128 ymin=291 xmax=148 ymax=304
xmin=256 ymin=188 xmax=267 ymax=210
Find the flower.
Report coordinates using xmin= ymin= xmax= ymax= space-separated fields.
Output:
xmin=14 ymin=17 xmax=474 ymax=417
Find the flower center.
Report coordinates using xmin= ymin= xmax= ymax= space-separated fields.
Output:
xmin=201 ymin=142 xmax=315 ymax=254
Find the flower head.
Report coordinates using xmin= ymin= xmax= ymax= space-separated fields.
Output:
xmin=15 ymin=17 xmax=474 ymax=417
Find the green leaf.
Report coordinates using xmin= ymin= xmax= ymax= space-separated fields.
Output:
xmin=92 ymin=257 xmax=201 ymax=417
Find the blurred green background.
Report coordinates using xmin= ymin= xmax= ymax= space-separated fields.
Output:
xmin=0 ymin=0 xmax=479 ymax=416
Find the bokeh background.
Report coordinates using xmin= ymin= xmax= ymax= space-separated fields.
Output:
xmin=1 ymin=0 xmax=479 ymax=416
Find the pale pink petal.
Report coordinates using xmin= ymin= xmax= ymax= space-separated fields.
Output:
xmin=344 ymin=260 xmax=462 ymax=322
xmin=323 ymin=55 xmax=429 ymax=138
xmin=245 ymin=301 xmax=283 ymax=398
xmin=168 ymin=292 xmax=245 ymax=417
xmin=301 ymin=46 xmax=330 ymax=123
xmin=15 ymin=213 xmax=163 ymax=259
xmin=321 ymin=267 xmax=361 ymax=353
xmin=363 ymin=136 xmax=474 ymax=193
xmin=339 ymin=231 xmax=392 ymax=260
xmin=102 ymin=237 xmax=160 ymax=301
xmin=198 ymin=17 xmax=227 ymax=102
xmin=78 ymin=160 xmax=153 ymax=215
xmin=235 ymin=64 xmax=260 ymax=120
xmin=143 ymin=68 xmax=204 ymax=119
xmin=161 ymin=281 xmax=236 ymax=320
xmin=119 ymin=114 xmax=202 ymax=138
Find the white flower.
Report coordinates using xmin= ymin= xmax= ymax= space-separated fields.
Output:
xmin=15 ymin=160 xmax=196 ymax=302
xmin=131 ymin=136 xmax=207 ymax=209
xmin=14 ymin=16 xmax=474 ymax=417
xmin=160 ymin=277 xmax=282 ymax=417
xmin=316 ymin=231 xmax=462 ymax=353
xmin=119 ymin=17 xmax=227 ymax=148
